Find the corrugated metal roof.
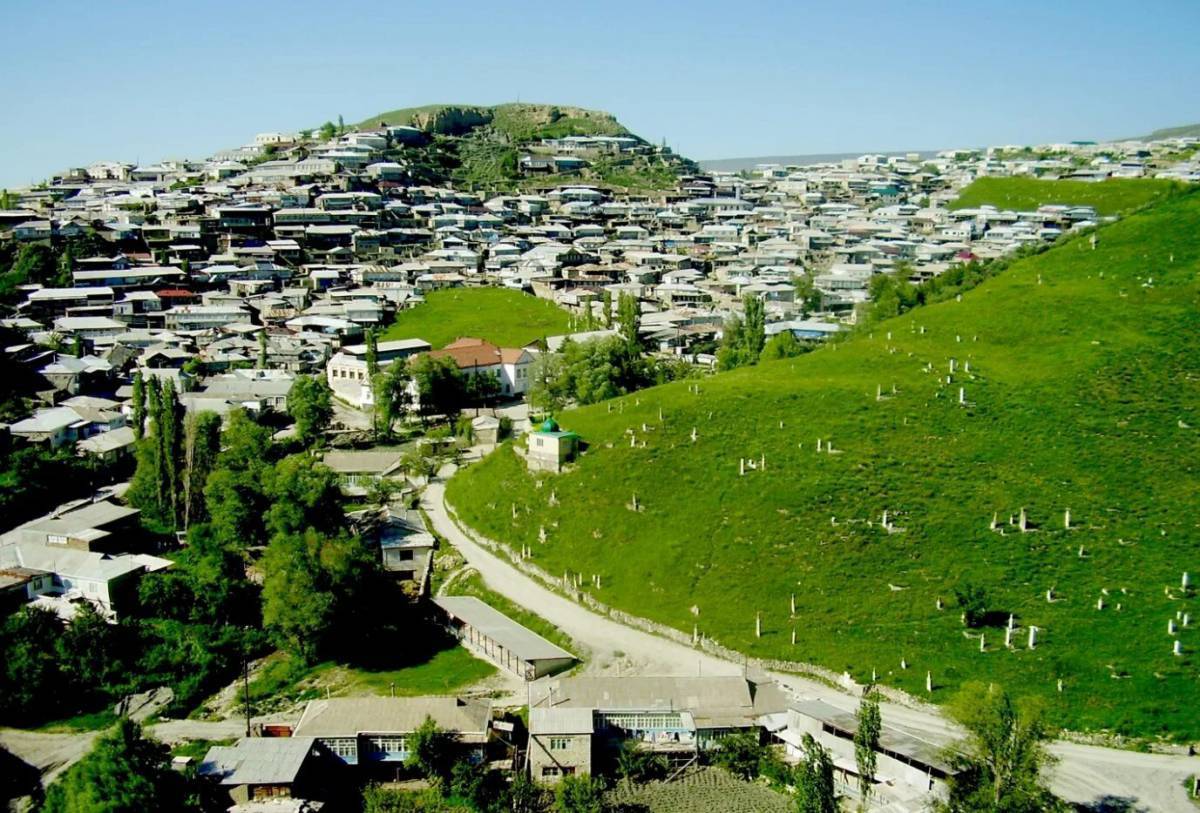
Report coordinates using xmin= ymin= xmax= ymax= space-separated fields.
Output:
xmin=294 ymin=696 xmax=491 ymax=739
xmin=433 ymin=595 xmax=575 ymax=663
xmin=198 ymin=737 xmax=316 ymax=785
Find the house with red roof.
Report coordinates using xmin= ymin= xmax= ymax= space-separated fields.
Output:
xmin=427 ymin=337 xmax=533 ymax=396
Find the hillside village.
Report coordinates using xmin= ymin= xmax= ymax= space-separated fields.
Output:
xmin=1 ymin=107 xmax=1199 ymax=813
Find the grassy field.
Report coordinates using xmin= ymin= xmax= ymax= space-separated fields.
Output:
xmin=448 ymin=190 xmax=1200 ymax=739
xmin=246 ymin=641 xmax=495 ymax=711
xmin=949 ymin=176 xmax=1181 ymax=215
xmin=381 ymin=288 xmax=573 ymax=349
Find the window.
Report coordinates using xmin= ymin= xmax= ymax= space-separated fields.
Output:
xmin=541 ymin=766 xmax=560 ymax=777
xmin=366 ymin=736 xmax=407 ymax=754
xmin=549 ymin=737 xmax=570 ymax=751
xmin=322 ymin=738 xmax=358 ymax=759
xmin=398 ymin=549 xmax=414 ymax=561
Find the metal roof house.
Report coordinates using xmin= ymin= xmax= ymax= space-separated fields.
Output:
xmin=293 ymin=696 xmax=492 ymax=778
xmin=526 ymin=675 xmax=788 ymax=781
xmin=198 ymin=737 xmax=343 ymax=809
xmin=433 ymin=595 xmax=576 ymax=679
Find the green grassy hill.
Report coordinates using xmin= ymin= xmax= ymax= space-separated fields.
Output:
xmin=1131 ymin=123 xmax=1200 ymax=141
xmin=448 ymin=189 xmax=1200 ymax=739
xmin=380 ymin=288 xmax=573 ymax=349
xmin=351 ymin=102 xmax=686 ymax=193
xmin=356 ymin=102 xmax=630 ymax=140
xmin=949 ymin=177 xmax=1182 ymax=215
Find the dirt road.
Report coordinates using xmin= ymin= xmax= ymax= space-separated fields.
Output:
xmin=423 ymin=474 xmax=1199 ymax=811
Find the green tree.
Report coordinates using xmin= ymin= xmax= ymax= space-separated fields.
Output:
xmin=937 ymin=683 xmax=1061 ymax=813
xmin=41 ymin=719 xmax=197 ymax=813
xmin=713 ymin=731 xmax=765 ymax=780
xmin=159 ymin=379 xmax=183 ymax=525
xmin=553 ymin=774 xmax=606 ymax=813
xmin=794 ymin=733 xmax=838 ymax=813
xmin=527 ymin=351 xmax=569 ymax=415
xmin=411 ymin=354 xmax=466 ymax=422
xmin=261 ymin=526 xmax=372 ymax=662
xmin=0 ymin=605 xmax=67 ymax=724
xmin=126 ymin=375 xmax=184 ymax=528
xmin=794 ymin=273 xmax=822 ymax=315
xmin=374 ymin=358 xmax=410 ymax=438
xmin=56 ymin=243 xmax=76 ymax=287
xmin=11 ymin=243 xmax=56 ymax=285
xmin=601 ymin=289 xmax=613 ymax=328
xmin=717 ymin=316 xmax=752 ymax=371
xmin=337 ymin=114 xmax=345 ymax=135
xmin=954 ymin=582 xmax=990 ymax=628
xmin=761 ymin=330 xmax=804 ymax=361
xmin=509 ymin=774 xmax=550 ymax=813
xmin=402 ymin=444 xmax=441 ymax=482
xmin=264 ymin=454 xmax=344 ymax=539
xmin=204 ymin=410 xmax=273 ymax=550
xmin=854 ymin=687 xmax=881 ymax=811
xmin=466 ymin=369 xmax=501 ymax=408
xmin=182 ymin=411 xmax=222 ymax=528
xmin=58 ymin=603 xmax=129 ymax=705
xmin=742 ymin=294 xmax=766 ymax=357
xmin=405 ymin=716 xmax=456 ymax=791
xmin=261 ymin=531 xmax=336 ymax=663
xmin=319 ymin=121 xmax=337 ymax=140
xmin=130 ymin=371 xmax=146 ymax=440
xmin=615 ymin=742 xmax=667 ymax=784
xmin=287 ymin=375 xmax=334 ymax=446
xmin=616 ymin=293 xmax=641 ymax=352
xmin=258 ymin=330 xmax=268 ymax=369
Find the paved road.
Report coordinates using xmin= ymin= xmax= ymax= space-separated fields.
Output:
xmin=423 ymin=474 xmax=1200 ymax=812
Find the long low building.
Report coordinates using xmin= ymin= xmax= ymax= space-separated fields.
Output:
xmin=781 ymin=698 xmax=959 ymax=799
xmin=432 ymin=595 xmax=576 ymax=680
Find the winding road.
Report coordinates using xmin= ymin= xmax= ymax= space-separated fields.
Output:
xmin=422 ymin=473 xmax=1199 ymax=812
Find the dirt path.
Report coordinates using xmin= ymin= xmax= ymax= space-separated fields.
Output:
xmin=423 ymin=472 xmax=1200 ymax=812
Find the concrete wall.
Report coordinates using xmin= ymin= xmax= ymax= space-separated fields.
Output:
xmin=530 ymin=733 xmax=592 ymax=783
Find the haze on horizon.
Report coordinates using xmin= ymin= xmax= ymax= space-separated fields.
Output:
xmin=2 ymin=0 xmax=1198 ymax=188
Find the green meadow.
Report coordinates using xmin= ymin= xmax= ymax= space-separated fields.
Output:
xmin=948 ymin=176 xmax=1182 ymax=215
xmin=448 ymin=189 xmax=1200 ymax=739
xmin=380 ymin=287 xmax=573 ymax=349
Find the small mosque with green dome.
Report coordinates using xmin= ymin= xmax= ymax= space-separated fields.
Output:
xmin=526 ymin=416 xmax=579 ymax=473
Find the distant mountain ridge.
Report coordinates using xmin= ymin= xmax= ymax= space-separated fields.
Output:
xmin=1127 ymin=123 xmax=1200 ymax=141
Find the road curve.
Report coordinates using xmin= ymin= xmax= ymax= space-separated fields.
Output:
xmin=423 ymin=473 xmax=1199 ymax=811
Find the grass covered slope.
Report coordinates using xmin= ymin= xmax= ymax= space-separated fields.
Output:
xmin=448 ymin=192 xmax=1200 ymax=738
xmin=949 ymin=177 xmax=1181 ymax=215
xmin=357 ymin=103 xmax=629 ymax=140
xmin=381 ymin=288 xmax=572 ymax=349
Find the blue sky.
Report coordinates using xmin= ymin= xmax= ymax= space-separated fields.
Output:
xmin=2 ymin=0 xmax=1198 ymax=187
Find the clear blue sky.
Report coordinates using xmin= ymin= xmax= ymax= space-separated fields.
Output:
xmin=2 ymin=0 xmax=1198 ymax=187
